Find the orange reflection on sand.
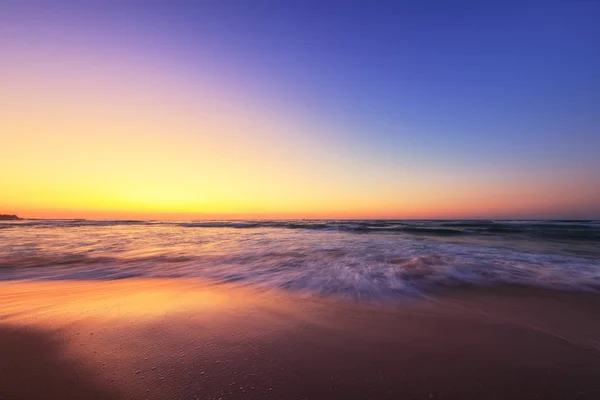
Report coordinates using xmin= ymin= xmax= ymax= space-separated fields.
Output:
xmin=3 ymin=279 xmax=600 ymax=400
xmin=0 ymin=279 xmax=277 ymax=322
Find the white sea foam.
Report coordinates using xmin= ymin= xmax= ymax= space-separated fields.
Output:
xmin=0 ymin=220 xmax=599 ymax=299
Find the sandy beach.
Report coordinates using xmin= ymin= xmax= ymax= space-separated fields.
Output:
xmin=1 ymin=279 xmax=600 ymax=400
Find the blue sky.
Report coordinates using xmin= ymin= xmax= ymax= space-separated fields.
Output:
xmin=2 ymin=0 xmax=599 ymax=218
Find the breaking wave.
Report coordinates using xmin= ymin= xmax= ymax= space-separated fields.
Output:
xmin=1 ymin=219 xmax=599 ymax=299
xmin=3 ymin=219 xmax=599 ymax=241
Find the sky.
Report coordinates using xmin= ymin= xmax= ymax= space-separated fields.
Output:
xmin=1 ymin=0 xmax=599 ymax=219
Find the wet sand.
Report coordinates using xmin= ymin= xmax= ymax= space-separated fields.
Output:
xmin=1 ymin=279 xmax=600 ymax=399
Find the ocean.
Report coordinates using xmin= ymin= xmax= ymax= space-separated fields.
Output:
xmin=1 ymin=219 xmax=599 ymax=299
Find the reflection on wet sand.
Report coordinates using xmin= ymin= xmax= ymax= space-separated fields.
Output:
xmin=2 ymin=279 xmax=600 ymax=399
xmin=0 ymin=325 xmax=117 ymax=400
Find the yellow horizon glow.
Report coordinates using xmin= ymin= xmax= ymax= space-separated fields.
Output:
xmin=1 ymin=36 xmax=596 ymax=220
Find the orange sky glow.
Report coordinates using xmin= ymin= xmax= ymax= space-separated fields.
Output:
xmin=1 ymin=12 xmax=598 ymax=220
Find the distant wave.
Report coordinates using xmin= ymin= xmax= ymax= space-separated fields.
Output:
xmin=2 ymin=219 xmax=599 ymax=241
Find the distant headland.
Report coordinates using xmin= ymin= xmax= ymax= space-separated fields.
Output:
xmin=0 ymin=214 xmax=22 ymax=220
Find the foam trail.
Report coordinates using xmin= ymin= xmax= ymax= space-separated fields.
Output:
xmin=0 ymin=220 xmax=599 ymax=299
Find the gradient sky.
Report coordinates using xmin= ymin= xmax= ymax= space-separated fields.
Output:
xmin=1 ymin=0 xmax=599 ymax=219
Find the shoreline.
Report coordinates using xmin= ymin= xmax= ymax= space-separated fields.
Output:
xmin=1 ymin=279 xmax=600 ymax=399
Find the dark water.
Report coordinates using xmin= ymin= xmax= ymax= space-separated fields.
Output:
xmin=1 ymin=220 xmax=599 ymax=298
